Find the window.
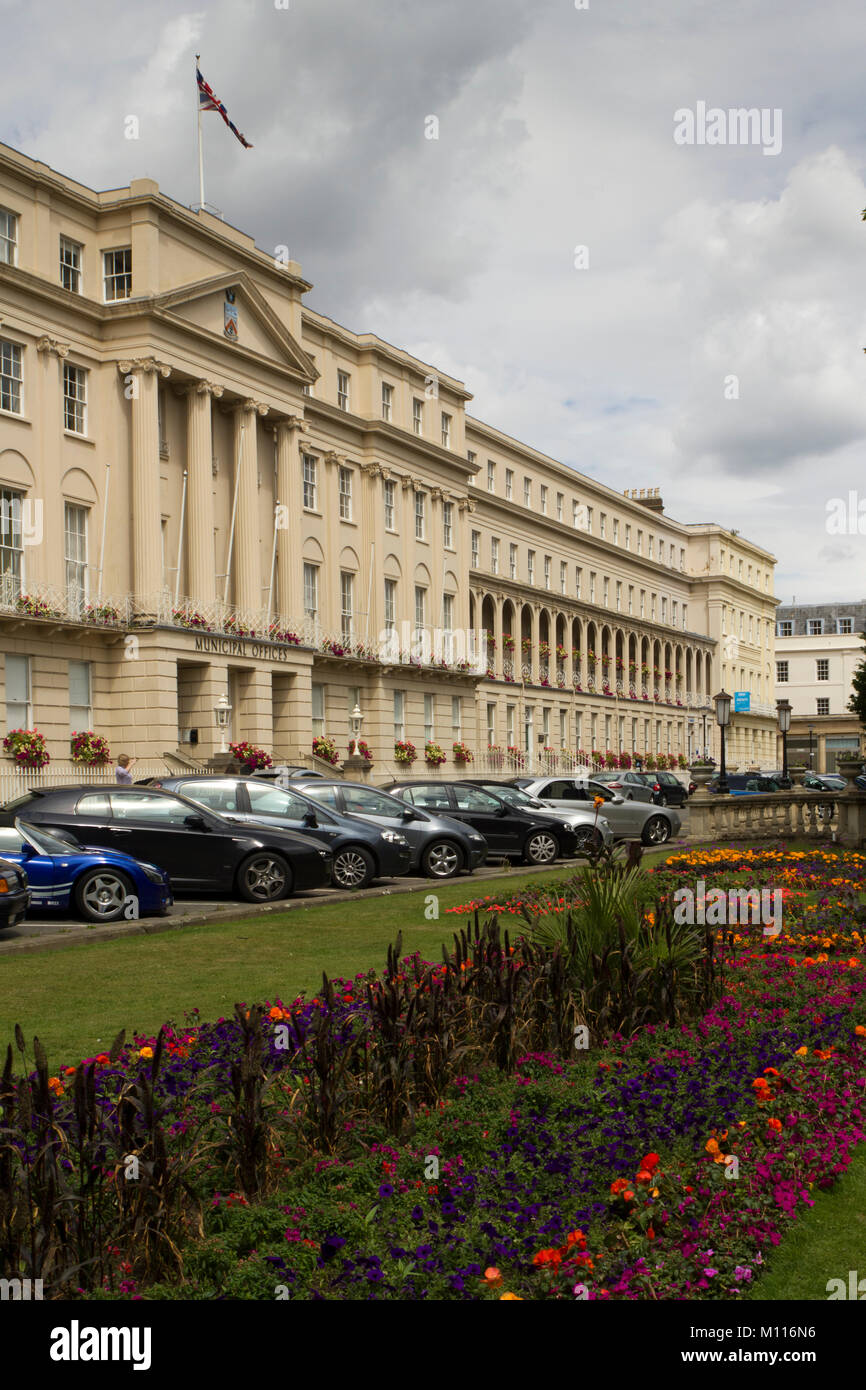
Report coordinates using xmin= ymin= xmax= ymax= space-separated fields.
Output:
xmin=340 ymin=571 xmax=354 ymax=639
xmin=467 ymin=450 xmax=476 ymax=465
xmin=544 ymin=556 xmax=551 ymax=590
xmin=575 ymin=566 xmax=582 ymax=597
xmin=414 ymin=491 xmax=426 ymax=540
xmin=384 ymin=479 xmax=395 ymax=530
xmin=613 ymin=519 xmax=619 ymax=545
xmin=505 ymin=469 xmax=513 ymax=500
xmin=625 ymin=524 xmax=631 ymax=550
xmin=487 ymin=461 xmax=495 ymax=492
xmin=585 ymin=506 xmax=593 ymax=531
xmin=103 ymin=247 xmax=131 ymax=301
xmin=393 ymin=690 xmax=405 ymax=741
xmin=58 ymin=236 xmax=83 ymax=294
xmin=648 ymin=535 xmax=654 ymax=559
xmin=506 ymin=704 xmax=515 ymax=745
xmin=5 ymin=654 xmax=30 ymax=730
xmin=0 ymin=341 xmax=22 ymax=414
xmin=527 ymin=550 xmax=535 ymax=584
xmin=672 ymin=600 xmax=678 ymax=625
xmin=540 ymin=485 xmax=548 ymax=515
xmin=470 ymin=530 xmax=479 ymax=568
xmin=628 ymin=585 xmax=634 ymax=614
xmin=0 ymin=208 xmax=17 ymax=265
xmin=303 ymin=562 xmax=319 ymax=618
xmin=424 ymin=693 xmax=435 ymax=742
xmin=615 ymin=581 xmax=622 ymax=611
xmin=661 ymin=596 xmax=667 ymax=623
xmin=302 ymin=455 xmax=318 ymax=510
xmin=338 ymin=466 xmax=353 ymax=521
xmin=453 ymin=785 xmax=501 ymax=813
xmin=413 ymin=398 xmax=423 ymax=435
xmin=651 ymin=594 xmax=656 ymax=620
xmin=442 ymin=594 xmax=454 ymax=659
xmin=572 ymin=500 xmax=580 ymax=527
xmin=560 ymin=561 xmax=567 ymax=595
xmin=486 ymin=702 xmax=496 ymax=745
xmin=524 ymin=477 xmax=531 ymax=507
xmin=110 ymin=793 xmax=201 ymax=826
xmin=63 ymin=364 xmax=87 ymax=434
xmin=0 ymin=487 xmax=23 ymax=600
xmin=491 ymin=538 xmax=499 ymax=574
xmin=384 ymin=578 xmax=397 ymax=632
xmin=381 ymin=382 xmax=393 ymax=421
xmin=817 ymin=698 xmax=830 ymax=715
xmin=69 ymin=660 xmax=91 ymax=732
xmin=637 ymin=530 xmax=643 ymax=555
xmin=602 ymin=576 xmax=609 ymax=606
xmin=807 ymin=619 xmax=823 ymax=636
xmin=599 ymin=512 xmax=606 ymax=539
xmin=442 ymin=501 xmax=453 ymax=548
xmin=838 ymin=617 xmax=854 ymax=634
xmin=311 ymin=683 xmax=325 ymax=738
xmin=640 ymin=589 xmax=645 ymax=617
xmin=509 ymin=543 xmax=517 ymax=579
xmin=451 ymin=696 xmax=462 ymax=740
xmin=589 ymin=572 xmax=596 ymax=602
xmin=816 ymin=659 xmax=829 ymax=681
xmin=414 ymin=585 xmax=426 ymax=631
xmin=337 ymin=371 xmax=350 ymax=411
xmin=777 ymin=620 xmax=793 ymax=637
xmin=441 ymin=412 xmax=451 ymax=448
xmin=556 ymin=492 xmax=563 ymax=521
xmin=64 ymin=503 xmax=88 ymax=611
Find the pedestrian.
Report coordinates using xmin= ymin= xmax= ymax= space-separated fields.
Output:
xmin=115 ymin=754 xmax=137 ymax=784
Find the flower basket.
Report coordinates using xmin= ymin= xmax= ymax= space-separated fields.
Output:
xmin=394 ymin=740 xmax=417 ymax=766
xmin=311 ymin=736 xmax=340 ymax=766
xmin=172 ymin=608 xmax=211 ymax=631
xmin=3 ymin=728 xmax=49 ymax=768
xmin=506 ymin=746 xmax=525 ymax=769
xmin=84 ymin=603 xmax=122 ymax=625
xmin=70 ymin=731 xmax=111 ymax=764
xmin=424 ymin=742 xmax=447 ymax=767
xmin=452 ymin=742 xmax=474 ymax=764
xmin=347 ymin=739 xmax=373 ymax=762
xmin=503 ymin=635 xmax=515 ymax=652
xmin=487 ymin=745 xmax=504 ymax=768
xmin=230 ymin=741 xmax=273 ymax=772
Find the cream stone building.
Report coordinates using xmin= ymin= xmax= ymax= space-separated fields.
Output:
xmin=0 ymin=143 xmax=778 ymax=782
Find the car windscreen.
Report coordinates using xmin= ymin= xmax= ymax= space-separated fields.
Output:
xmin=246 ymin=782 xmax=340 ymax=825
xmin=3 ymin=792 xmax=43 ymax=812
xmin=17 ymin=821 xmax=81 ymax=854
xmin=481 ymin=784 xmax=532 ymax=807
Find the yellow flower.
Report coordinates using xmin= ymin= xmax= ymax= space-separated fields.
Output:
xmin=138 ymin=1046 xmax=154 ymax=1059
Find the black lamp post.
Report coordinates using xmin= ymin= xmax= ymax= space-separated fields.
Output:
xmin=808 ymin=725 xmax=815 ymax=769
xmin=776 ymin=698 xmax=791 ymax=781
xmin=714 ymin=689 xmax=732 ymax=794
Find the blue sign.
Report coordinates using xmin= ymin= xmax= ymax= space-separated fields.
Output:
xmin=733 ymin=691 xmax=750 ymax=712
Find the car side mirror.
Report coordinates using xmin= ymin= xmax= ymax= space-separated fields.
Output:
xmin=19 ymin=842 xmax=34 ymax=857
xmin=184 ymin=814 xmax=208 ymax=830
xmin=303 ymin=811 xmax=318 ymax=827
xmin=401 ymin=807 xmax=417 ymax=821
xmin=496 ymin=804 xmax=509 ymax=816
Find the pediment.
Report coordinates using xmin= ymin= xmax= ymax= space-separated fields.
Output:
xmin=153 ymin=272 xmax=317 ymax=382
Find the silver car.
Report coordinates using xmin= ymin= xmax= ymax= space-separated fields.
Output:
xmin=462 ymin=779 xmax=614 ymax=854
xmin=514 ymin=776 xmax=681 ymax=845
xmin=590 ymin=770 xmax=656 ymax=803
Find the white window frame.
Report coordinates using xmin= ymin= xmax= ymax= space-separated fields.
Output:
xmin=103 ymin=247 xmax=132 ymax=302
xmin=381 ymin=381 xmax=393 ymax=421
xmin=5 ymin=653 xmax=31 ymax=732
xmin=338 ymin=465 xmax=353 ymax=521
xmin=303 ymin=562 xmax=319 ymax=619
xmin=302 ymin=455 xmax=318 ymax=511
xmin=414 ymin=491 xmax=426 ymax=540
xmin=59 ymin=236 xmax=83 ymax=293
xmin=0 ymin=207 xmax=17 ymax=266
xmin=337 ymin=370 xmax=351 ymax=412
xmin=0 ymin=340 xmax=23 ymax=415
xmin=384 ymin=479 xmax=396 ymax=530
xmin=63 ymin=363 xmax=87 ymax=435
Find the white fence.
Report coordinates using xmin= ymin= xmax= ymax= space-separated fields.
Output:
xmin=0 ymin=761 xmax=178 ymax=808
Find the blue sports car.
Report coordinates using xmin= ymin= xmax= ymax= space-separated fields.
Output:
xmin=0 ymin=819 xmax=173 ymax=924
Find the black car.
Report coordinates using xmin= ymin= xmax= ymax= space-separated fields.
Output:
xmin=381 ymin=780 xmax=573 ymax=863
xmin=144 ymin=776 xmax=412 ymax=890
xmin=0 ymin=856 xmax=31 ymax=928
xmin=0 ymin=785 xmax=332 ymax=903
xmin=632 ymin=770 xmax=690 ymax=808
xmin=291 ymin=778 xmax=489 ymax=878
xmin=706 ymin=774 xmax=781 ymax=796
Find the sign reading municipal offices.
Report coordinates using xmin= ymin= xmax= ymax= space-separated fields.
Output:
xmin=191 ymin=623 xmax=489 ymax=670
xmin=734 ymin=691 xmax=751 ymax=713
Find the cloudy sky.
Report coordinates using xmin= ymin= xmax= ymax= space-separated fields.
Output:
xmin=3 ymin=0 xmax=866 ymax=603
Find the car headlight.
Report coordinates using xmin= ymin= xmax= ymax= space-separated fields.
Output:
xmin=141 ymin=864 xmax=166 ymax=883
xmin=0 ymin=870 xmax=18 ymax=892
xmin=381 ymin=831 xmax=409 ymax=846
xmin=468 ymin=833 xmax=485 ymax=843
xmin=316 ymin=848 xmax=331 ymax=859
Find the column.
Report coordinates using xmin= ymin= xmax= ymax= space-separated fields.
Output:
xmin=118 ymin=358 xmax=171 ymax=616
xmin=361 ymin=462 xmax=385 ymax=648
xmin=184 ymin=379 xmax=223 ymax=605
xmin=530 ymin=605 xmax=540 ymax=684
xmin=273 ymin=416 xmax=307 ymax=626
xmin=231 ymin=399 xmax=269 ymax=615
xmin=493 ymin=595 xmax=504 ymax=676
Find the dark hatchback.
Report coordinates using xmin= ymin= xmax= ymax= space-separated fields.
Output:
xmin=632 ymin=770 xmax=690 ymax=808
xmin=0 ymin=785 xmax=332 ymax=903
xmin=0 ymin=857 xmax=31 ymax=928
xmin=381 ymin=780 xmax=576 ymax=863
xmin=145 ymin=776 xmax=412 ymax=890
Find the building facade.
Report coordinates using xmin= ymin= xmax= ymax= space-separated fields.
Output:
xmin=0 ymin=144 xmax=779 ymax=779
xmin=774 ymin=601 xmax=866 ymax=771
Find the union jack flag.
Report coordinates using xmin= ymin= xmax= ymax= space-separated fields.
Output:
xmin=197 ymin=67 xmax=253 ymax=149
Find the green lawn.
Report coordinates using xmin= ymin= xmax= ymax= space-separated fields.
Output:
xmin=0 ymin=863 xmax=592 ymax=1067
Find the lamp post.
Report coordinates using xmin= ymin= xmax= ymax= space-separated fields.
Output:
xmin=713 ymin=689 xmax=732 ymax=794
xmin=808 ymin=725 xmax=815 ymax=769
xmin=350 ymin=702 xmax=363 ymax=750
xmin=776 ymin=698 xmax=791 ymax=781
xmin=214 ymin=692 xmax=232 ymax=756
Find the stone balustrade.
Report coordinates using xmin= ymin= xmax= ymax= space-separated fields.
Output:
xmin=687 ymin=785 xmax=866 ymax=847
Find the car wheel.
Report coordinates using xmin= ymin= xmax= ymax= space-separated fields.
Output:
xmin=642 ymin=815 xmax=671 ymax=846
xmin=421 ymin=840 xmax=463 ymax=879
xmin=524 ymin=830 xmax=559 ymax=864
xmin=332 ymin=845 xmax=375 ymax=890
xmin=74 ymin=868 xmax=134 ymax=923
xmin=572 ymin=826 xmax=602 ymax=855
xmin=236 ymin=852 xmax=293 ymax=902
xmin=657 ymin=793 xmax=668 ymax=807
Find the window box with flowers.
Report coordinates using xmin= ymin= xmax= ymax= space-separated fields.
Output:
xmin=311 ymin=736 xmax=340 ymax=766
xmin=16 ymin=595 xmax=59 ymax=620
xmin=538 ymin=641 xmax=551 ymax=660
xmin=230 ymin=741 xmax=273 ymax=773
xmin=347 ymin=739 xmax=373 ymax=762
xmin=540 ymin=675 xmax=551 ymax=687
xmin=172 ymin=608 xmax=212 ymax=631
xmin=452 ymin=742 xmax=473 ymax=765
xmin=394 ymin=740 xmax=417 ymax=766
xmin=521 ymin=639 xmax=533 ymax=656
xmin=84 ymin=603 xmax=122 ymax=626
xmin=645 ymin=754 xmax=657 ymax=770
xmin=487 ymin=744 xmax=504 ymax=768
xmin=506 ymin=746 xmax=525 ymax=769
xmin=268 ymin=625 xmax=301 ymax=646
xmin=619 ymin=752 xmax=632 ymax=770
xmin=555 ymin=645 xmax=568 ymax=663
xmin=70 ymin=731 xmax=111 ymax=764
xmin=502 ymin=634 xmax=515 ymax=653
xmin=604 ymin=750 xmax=620 ymax=769
xmin=424 ymin=742 xmax=447 ymax=767
xmin=4 ymin=729 xmax=49 ymax=768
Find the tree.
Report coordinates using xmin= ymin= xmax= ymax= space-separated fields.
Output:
xmin=847 ymin=627 xmax=866 ymax=728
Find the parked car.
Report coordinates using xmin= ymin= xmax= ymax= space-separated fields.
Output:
xmin=145 ymin=775 xmax=411 ymax=890
xmin=0 ymin=786 xmax=333 ymax=903
xmin=456 ymin=779 xmax=614 ymax=853
xmin=631 ymin=770 xmax=690 ymax=808
xmin=590 ymin=771 xmax=656 ymax=803
xmin=0 ymin=818 xmax=172 ymax=922
xmin=511 ymin=776 xmax=681 ymax=845
xmin=707 ymin=774 xmax=781 ymax=796
xmin=0 ymin=855 xmax=30 ymax=929
xmin=381 ymin=780 xmax=577 ymax=863
xmin=803 ymin=773 xmax=847 ymax=792
xmin=290 ymin=778 xmax=488 ymax=878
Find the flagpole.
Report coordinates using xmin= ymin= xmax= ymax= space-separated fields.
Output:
xmin=195 ymin=52 xmax=205 ymax=208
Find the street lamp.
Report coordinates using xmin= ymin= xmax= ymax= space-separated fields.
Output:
xmin=776 ymin=698 xmax=792 ymax=781
xmin=713 ymin=689 xmax=732 ymax=794
xmin=350 ymin=702 xmax=363 ymax=750
xmin=808 ymin=725 xmax=815 ymax=769
xmin=214 ymin=692 xmax=232 ymax=755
